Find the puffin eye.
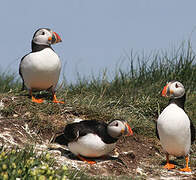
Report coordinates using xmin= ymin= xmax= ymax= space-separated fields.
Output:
xmin=115 ymin=122 xmax=118 ymax=127
xmin=175 ymin=83 xmax=179 ymax=88
xmin=41 ymin=31 xmax=45 ymax=35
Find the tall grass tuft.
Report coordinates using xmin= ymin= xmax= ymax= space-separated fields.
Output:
xmin=0 ymin=72 xmax=20 ymax=93
xmin=63 ymin=41 xmax=196 ymax=136
xmin=67 ymin=41 xmax=196 ymax=98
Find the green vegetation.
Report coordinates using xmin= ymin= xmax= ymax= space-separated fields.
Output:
xmin=0 ymin=72 xmax=20 ymax=93
xmin=0 ymin=41 xmax=195 ymax=178
xmin=0 ymin=146 xmax=96 ymax=180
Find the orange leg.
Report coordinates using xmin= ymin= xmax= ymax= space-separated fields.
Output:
xmin=179 ymin=155 xmax=191 ymax=172
xmin=52 ymin=93 xmax=64 ymax=104
xmin=163 ymin=154 xmax=175 ymax=170
xmin=29 ymin=90 xmax=43 ymax=103
xmin=77 ymin=155 xmax=96 ymax=164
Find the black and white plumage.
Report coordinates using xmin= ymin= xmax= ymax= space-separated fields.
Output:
xmin=157 ymin=81 xmax=195 ymax=172
xmin=55 ymin=119 xmax=133 ymax=164
xmin=19 ymin=28 xmax=64 ymax=103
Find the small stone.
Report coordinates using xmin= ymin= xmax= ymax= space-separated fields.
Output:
xmin=73 ymin=118 xmax=83 ymax=123
xmin=136 ymin=167 xmax=144 ymax=175
xmin=24 ymin=112 xmax=31 ymax=117
xmin=113 ymin=148 xmax=119 ymax=157
xmin=0 ymin=100 xmax=4 ymax=110
xmin=122 ymin=151 xmax=135 ymax=159
xmin=13 ymin=114 xmax=18 ymax=118
xmin=11 ymin=96 xmax=17 ymax=101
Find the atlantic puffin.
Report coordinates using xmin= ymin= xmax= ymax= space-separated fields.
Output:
xmin=19 ymin=28 xmax=64 ymax=103
xmin=55 ymin=119 xmax=133 ymax=164
xmin=157 ymin=81 xmax=195 ymax=172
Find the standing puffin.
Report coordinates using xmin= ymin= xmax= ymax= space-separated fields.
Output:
xmin=157 ymin=81 xmax=195 ymax=172
xmin=19 ymin=28 xmax=64 ymax=103
xmin=55 ymin=119 xmax=133 ymax=164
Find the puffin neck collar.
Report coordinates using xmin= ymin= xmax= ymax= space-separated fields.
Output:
xmin=31 ymin=41 xmax=53 ymax=52
xmin=168 ymin=93 xmax=186 ymax=110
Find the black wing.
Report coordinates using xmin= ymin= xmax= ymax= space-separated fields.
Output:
xmin=63 ymin=123 xmax=82 ymax=146
xmin=155 ymin=121 xmax=160 ymax=140
xmin=78 ymin=120 xmax=118 ymax=144
xmin=63 ymin=120 xmax=118 ymax=145
xmin=190 ymin=119 xmax=195 ymax=144
xmin=19 ymin=54 xmax=29 ymax=90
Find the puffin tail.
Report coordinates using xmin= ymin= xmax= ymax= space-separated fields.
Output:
xmin=21 ymin=81 xmax=27 ymax=91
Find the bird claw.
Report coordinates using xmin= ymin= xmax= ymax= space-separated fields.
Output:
xmin=163 ymin=163 xmax=175 ymax=170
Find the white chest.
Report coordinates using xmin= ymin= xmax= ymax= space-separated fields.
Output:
xmin=157 ymin=104 xmax=191 ymax=156
xmin=68 ymin=133 xmax=116 ymax=157
xmin=21 ymin=48 xmax=61 ymax=90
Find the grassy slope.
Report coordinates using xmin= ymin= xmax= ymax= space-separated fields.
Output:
xmin=0 ymin=42 xmax=196 ymax=179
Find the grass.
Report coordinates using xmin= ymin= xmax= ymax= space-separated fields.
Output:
xmin=0 ymin=41 xmax=196 ymax=178
xmin=63 ymin=41 xmax=196 ymax=136
xmin=0 ymin=72 xmax=20 ymax=93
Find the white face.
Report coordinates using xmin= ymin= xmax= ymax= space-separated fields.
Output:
xmin=32 ymin=28 xmax=53 ymax=45
xmin=168 ymin=81 xmax=185 ymax=98
xmin=107 ymin=120 xmax=126 ymax=138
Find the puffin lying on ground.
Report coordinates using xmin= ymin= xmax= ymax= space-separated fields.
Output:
xmin=19 ymin=28 xmax=64 ymax=104
xmin=157 ymin=81 xmax=195 ymax=172
xmin=55 ymin=119 xmax=133 ymax=164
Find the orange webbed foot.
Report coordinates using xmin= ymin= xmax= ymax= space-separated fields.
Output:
xmin=32 ymin=96 xmax=44 ymax=103
xmin=179 ymin=155 xmax=191 ymax=172
xmin=179 ymin=167 xmax=192 ymax=172
xmin=163 ymin=163 xmax=175 ymax=170
xmin=77 ymin=155 xmax=96 ymax=165
xmin=52 ymin=94 xmax=64 ymax=104
xmin=53 ymin=100 xmax=64 ymax=104
xmin=85 ymin=159 xmax=96 ymax=165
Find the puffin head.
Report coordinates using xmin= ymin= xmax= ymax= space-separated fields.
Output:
xmin=162 ymin=81 xmax=185 ymax=99
xmin=32 ymin=28 xmax=62 ymax=46
xmin=107 ymin=119 xmax=133 ymax=138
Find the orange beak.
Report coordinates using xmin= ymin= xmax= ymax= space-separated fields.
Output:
xmin=48 ymin=31 xmax=62 ymax=44
xmin=125 ymin=123 xmax=133 ymax=136
xmin=53 ymin=32 xmax=62 ymax=43
xmin=162 ymin=84 xmax=169 ymax=97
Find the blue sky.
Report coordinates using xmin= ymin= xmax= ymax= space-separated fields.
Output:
xmin=1 ymin=0 xmax=196 ymax=83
